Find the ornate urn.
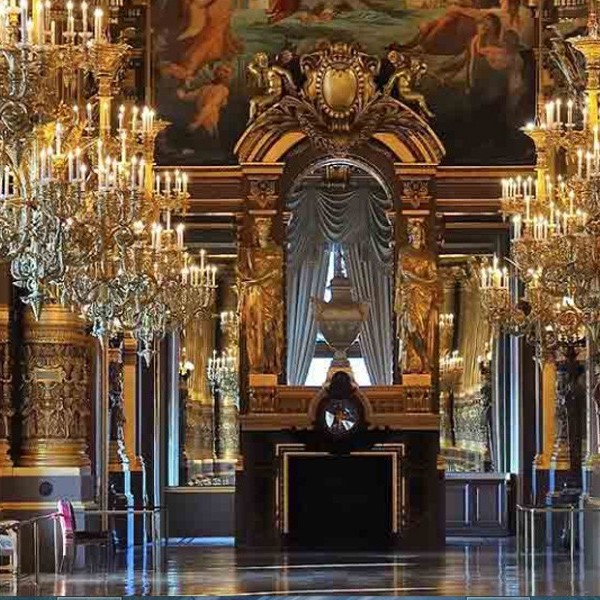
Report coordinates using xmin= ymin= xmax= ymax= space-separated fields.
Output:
xmin=313 ymin=247 xmax=369 ymax=379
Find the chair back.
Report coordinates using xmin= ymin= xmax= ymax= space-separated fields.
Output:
xmin=56 ymin=499 xmax=76 ymax=546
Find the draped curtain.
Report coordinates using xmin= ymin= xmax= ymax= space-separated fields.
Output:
xmin=286 ymin=183 xmax=393 ymax=385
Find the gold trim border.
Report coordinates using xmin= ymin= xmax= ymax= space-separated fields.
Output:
xmin=165 ymin=486 xmax=235 ymax=494
xmin=275 ymin=443 xmax=405 ymax=536
xmin=0 ymin=466 xmax=92 ymax=477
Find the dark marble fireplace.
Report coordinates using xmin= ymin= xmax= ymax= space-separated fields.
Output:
xmin=286 ymin=453 xmax=394 ymax=549
xmin=236 ymin=382 xmax=444 ymax=550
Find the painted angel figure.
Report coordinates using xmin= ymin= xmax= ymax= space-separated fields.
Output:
xmin=176 ymin=63 xmax=233 ymax=136
xmin=161 ymin=0 xmax=242 ymax=83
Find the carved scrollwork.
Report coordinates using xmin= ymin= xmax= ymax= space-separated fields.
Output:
xmin=244 ymin=42 xmax=439 ymax=158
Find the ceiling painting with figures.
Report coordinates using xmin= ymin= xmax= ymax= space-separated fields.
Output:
xmin=153 ymin=0 xmax=537 ymax=165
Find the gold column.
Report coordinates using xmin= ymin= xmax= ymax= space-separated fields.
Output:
xmin=534 ymin=359 xmax=556 ymax=470
xmin=184 ymin=307 xmax=215 ymax=478
xmin=0 ymin=305 xmax=12 ymax=467
xmin=19 ymin=305 xmax=91 ymax=467
xmin=122 ymin=337 xmax=143 ymax=470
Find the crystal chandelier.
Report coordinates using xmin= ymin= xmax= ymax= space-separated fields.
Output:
xmin=479 ymin=13 xmax=600 ymax=351
xmin=0 ymin=0 xmax=217 ymax=358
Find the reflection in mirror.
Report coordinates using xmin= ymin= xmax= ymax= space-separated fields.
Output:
xmin=439 ymin=256 xmax=494 ymax=472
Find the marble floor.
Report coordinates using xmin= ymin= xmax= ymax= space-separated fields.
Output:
xmin=1 ymin=538 xmax=599 ymax=596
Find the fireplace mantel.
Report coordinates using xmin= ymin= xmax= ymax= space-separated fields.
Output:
xmin=241 ymin=384 xmax=439 ymax=431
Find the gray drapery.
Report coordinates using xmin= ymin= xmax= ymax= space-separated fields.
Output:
xmin=286 ymin=184 xmax=393 ymax=385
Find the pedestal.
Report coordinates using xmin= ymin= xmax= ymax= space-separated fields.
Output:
xmin=19 ymin=305 xmax=91 ymax=468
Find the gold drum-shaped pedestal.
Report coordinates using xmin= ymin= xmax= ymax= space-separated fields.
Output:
xmin=19 ymin=305 xmax=91 ymax=467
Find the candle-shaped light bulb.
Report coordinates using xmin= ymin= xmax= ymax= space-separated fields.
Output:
xmin=93 ymin=6 xmax=102 ymax=41
xmin=55 ymin=122 xmax=62 ymax=156
xmin=131 ymin=105 xmax=138 ymax=133
xmin=176 ymin=222 xmax=184 ymax=248
xmin=81 ymin=1 xmax=88 ymax=33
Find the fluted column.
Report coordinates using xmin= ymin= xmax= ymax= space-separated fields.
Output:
xmin=184 ymin=307 xmax=215 ymax=479
xmin=19 ymin=305 xmax=91 ymax=467
xmin=0 ymin=304 xmax=12 ymax=467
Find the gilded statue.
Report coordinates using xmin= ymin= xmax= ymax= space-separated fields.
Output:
xmin=247 ymin=52 xmax=296 ymax=122
xmin=238 ymin=218 xmax=284 ymax=375
xmin=395 ymin=218 xmax=439 ymax=374
xmin=383 ymin=51 xmax=434 ymax=119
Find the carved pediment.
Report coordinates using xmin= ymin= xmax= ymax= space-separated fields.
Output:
xmin=240 ymin=42 xmax=443 ymax=161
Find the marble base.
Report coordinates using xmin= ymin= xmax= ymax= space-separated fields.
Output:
xmin=0 ymin=466 xmax=94 ymax=572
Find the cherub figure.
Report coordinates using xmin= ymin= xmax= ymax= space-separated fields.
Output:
xmin=247 ymin=52 xmax=296 ymax=122
xmin=384 ymin=51 xmax=434 ymax=119
xmin=176 ymin=63 xmax=233 ymax=136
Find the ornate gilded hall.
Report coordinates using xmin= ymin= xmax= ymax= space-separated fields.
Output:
xmin=1 ymin=0 xmax=600 ymax=595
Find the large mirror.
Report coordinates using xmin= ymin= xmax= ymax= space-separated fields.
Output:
xmin=439 ymin=257 xmax=494 ymax=472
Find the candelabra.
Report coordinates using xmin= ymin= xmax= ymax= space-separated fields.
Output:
xmin=219 ymin=309 xmax=240 ymax=346
xmin=439 ymin=312 xmax=455 ymax=355
xmin=207 ymin=350 xmax=238 ymax=400
xmin=440 ymin=350 xmax=464 ymax=390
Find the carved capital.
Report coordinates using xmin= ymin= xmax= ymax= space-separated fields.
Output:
xmin=247 ymin=179 xmax=278 ymax=210
xmin=401 ymin=179 xmax=431 ymax=209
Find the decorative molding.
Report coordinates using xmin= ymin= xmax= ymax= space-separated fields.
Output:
xmin=401 ymin=179 xmax=431 ymax=209
xmin=247 ymin=179 xmax=278 ymax=210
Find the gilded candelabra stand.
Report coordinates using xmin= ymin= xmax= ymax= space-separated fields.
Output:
xmin=205 ymin=310 xmax=241 ymax=463
xmin=440 ymin=349 xmax=464 ymax=448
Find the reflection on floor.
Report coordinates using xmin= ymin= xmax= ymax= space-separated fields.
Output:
xmin=1 ymin=538 xmax=597 ymax=596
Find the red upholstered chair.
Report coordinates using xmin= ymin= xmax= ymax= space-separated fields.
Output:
xmin=56 ymin=499 xmax=114 ymax=573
